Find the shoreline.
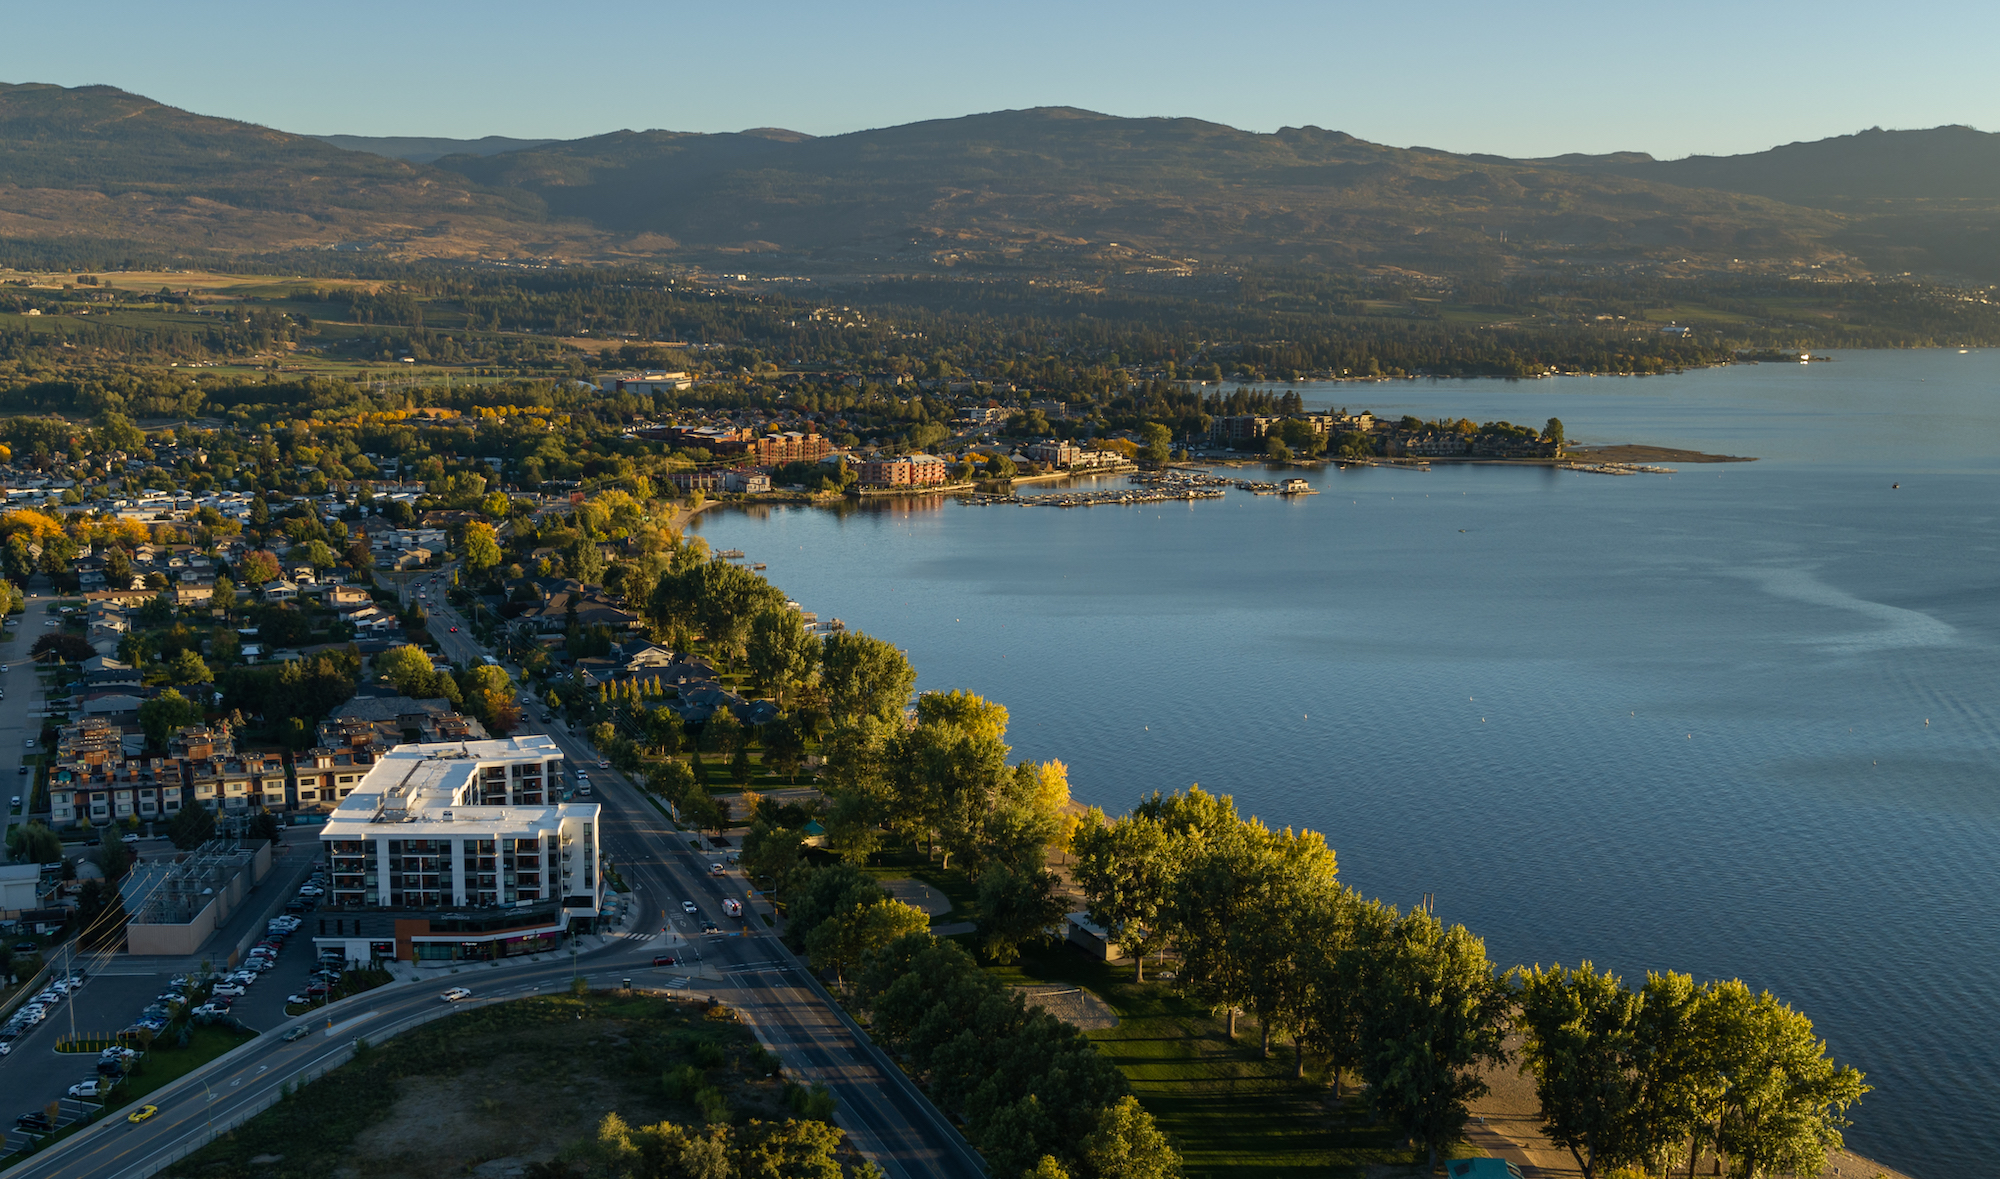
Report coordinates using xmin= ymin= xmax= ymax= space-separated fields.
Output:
xmin=1469 ymin=1044 xmax=1910 ymax=1179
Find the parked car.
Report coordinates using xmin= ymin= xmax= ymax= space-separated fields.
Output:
xmin=15 ymin=1112 xmax=51 ymax=1131
xmin=68 ymin=1079 xmax=110 ymax=1098
xmin=211 ymin=983 xmax=246 ymax=997
xmin=286 ymin=993 xmax=313 ymax=1006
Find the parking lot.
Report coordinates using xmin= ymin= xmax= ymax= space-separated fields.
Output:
xmin=0 ymin=844 xmax=334 ymax=1149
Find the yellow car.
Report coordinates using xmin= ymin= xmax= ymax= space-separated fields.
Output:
xmin=127 ymin=1104 xmax=159 ymax=1124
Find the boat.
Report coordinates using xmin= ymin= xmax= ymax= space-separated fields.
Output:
xmin=715 ymin=549 xmax=746 ymax=559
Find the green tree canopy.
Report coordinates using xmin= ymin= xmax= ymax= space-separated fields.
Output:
xmin=139 ymin=687 xmax=205 ymax=750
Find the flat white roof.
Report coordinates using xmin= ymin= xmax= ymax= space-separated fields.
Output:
xmin=319 ymin=736 xmax=595 ymax=840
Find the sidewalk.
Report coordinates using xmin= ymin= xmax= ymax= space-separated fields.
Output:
xmin=387 ymin=884 xmax=654 ymax=982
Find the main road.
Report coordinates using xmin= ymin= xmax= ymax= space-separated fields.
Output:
xmin=0 ymin=575 xmax=983 ymax=1179
xmin=416 ymin=570 xmax=984 ymax=1179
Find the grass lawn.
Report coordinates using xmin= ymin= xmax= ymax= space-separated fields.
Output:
xmin=982 ymin=942 xmax=1441 ymax=1179
xmin=853 ymin=841 xmax=981 ymax=924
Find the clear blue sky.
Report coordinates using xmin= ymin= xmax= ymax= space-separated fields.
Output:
xmin=3 ymin=0 xmax=1992 ymax=159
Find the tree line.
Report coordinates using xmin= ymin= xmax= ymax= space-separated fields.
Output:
xmin=1071 ymin=786 xmax=1866 ymax=1179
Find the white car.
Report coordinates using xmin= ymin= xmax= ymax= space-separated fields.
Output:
xmin=286 ymin=993 xmax=313 ymax=1006
xmin=682 ymin=900 xmax=698 ymax=914
xmin=68 ymin=1079 xmax=109 ymax=1098
xmin=211 ymin=983 xmax=246 ymax=997
xmin=440 ymin=987 xmax=472 ymax=1003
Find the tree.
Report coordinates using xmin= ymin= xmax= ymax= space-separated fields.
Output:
xmin=1139 ymin=422 xmax=1173 ymax=464
xmin=74 ymin=878 xmax=128 ymax=952
xmin=139 ymin=688 xmax=205 ymax=750
xmin=7 ymin=821 xmax=60 ymax=865
xmin=1517 ymin=961 xmax=1647 ymax=1179
xmin=166 ymin=648 xmax=214 ymax=686
xmin=761 ymin=716 xmax=806 ymax=784
xmin=781 ymin=862 xmax=887 ymax=951
xmin=211 ymin=575 xmax=237 ymax=615
xmin=890 ymin=692 xmax=1013 ymax=870
xmin=976 ymin=861 xmax=1065 ymax=963
xmin=1544 ymin=417 xmax=1566 ymax=447
xmin=1709 ymin=980 xmax=1868 ymax=1179
xmin=740 ymin=819 xmax=807 ymax=899
xmin=30 ymin=632 xmax=92 ymax=663
xmin=1242 ymin=825 xmax=1340 ymax=1061
xmin=747 ymin=608 xmax=819 ymax=709
xmin=376 ymin=645 xmax=445 ymax=697
xmin=1359 ymin=908 xmax=1514 ymax=1175
xmin=166 ymin=802 xmax=216 ymax=850
xmin=819 ymin=631 xmax=916 ymax=723
xmin=1082 ymin=1095 xmax=1182 ymax=1179
xmin=238 ymin=550 xmax=281 ymax=585
xmin=1073 ymin=806 xmax=1176 ymax=983
xmin=95 ymin=835 xmax=130 ymax=881
xmin=805 ymin=897 xmax=930 ymax=988
xmin=1299 ymin=888 xmax=1395 ymax=1098
xmin=464 ymin=521 xmax=503 ymax=574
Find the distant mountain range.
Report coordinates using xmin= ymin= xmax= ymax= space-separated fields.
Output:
xmin=2 ymin=81 xmax=1996 ymax=280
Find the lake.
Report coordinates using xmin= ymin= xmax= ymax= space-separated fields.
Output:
xmin=692 ymin=349 xmax=2000 ymax=1177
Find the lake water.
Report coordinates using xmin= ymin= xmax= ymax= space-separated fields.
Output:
xmin=693 ymin=350 xmax=2000 ymax=1177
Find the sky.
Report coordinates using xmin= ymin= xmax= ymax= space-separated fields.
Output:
xmin=2 ymin=0 xmax=1994 ymax=159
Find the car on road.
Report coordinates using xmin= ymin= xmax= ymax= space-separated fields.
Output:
xmin=127 ymin=1104 xmax=158 ymax=1124
xmin=449 ymin=625 xmax=458 ymax=633
xmin=20 ymin=739 xmax=31 ymax=748
xmin=700 ymin=920 xmax=720 ymax=934
xmin=283 ymin=1025 xmax=314 ymax=1041
xmin=597 ymin=758 xmax=609 ymax=769
xmin=709 ymin=863 xmax=725 ymax=876
xmin=651 ymin=954 xmax=678 ymax=967
xmin=122 ymin=832 xmax=139 ymax=844
xmin=8 ymin=796 xmax=16 ymax=809
xmin=16 ymin=766 xmax=26 ymax=776
xmin=681 ymin=900 xmax=698 ymax=914
xmin=440 ymin=987 xmax=472 ymax=1002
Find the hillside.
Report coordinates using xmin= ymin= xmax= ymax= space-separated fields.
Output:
xmin=1543 ymin=125 xmax=2000 ymax=203
xmin=311 ymin=133 xmax=561 ymax=164
xmin=0 ymin=82 xmax=586 ymax=260
xmin=1538 ymin=125 xmax=2000 ymax=278
xmin=436 ymin=107 xmax=1844 ymax=273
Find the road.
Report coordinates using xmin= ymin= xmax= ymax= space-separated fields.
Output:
xmin=0 ymin=575 xmax=984 ymax=1179
xmin=415 ymin=572 xmax=984 ymax=1179
xmin=0 ymin=589 xmax=52 ymax=852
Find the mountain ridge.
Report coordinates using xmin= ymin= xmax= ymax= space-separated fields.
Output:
xmin=0 ymin=82 xmax=1995 ymax=279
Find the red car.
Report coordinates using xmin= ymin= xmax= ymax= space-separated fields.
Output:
xmin=449 ymin=626 xmax=458 ymax=633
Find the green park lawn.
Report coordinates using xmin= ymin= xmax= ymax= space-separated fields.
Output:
xmin=981 ymin=942 xmax=1442 ymax=1179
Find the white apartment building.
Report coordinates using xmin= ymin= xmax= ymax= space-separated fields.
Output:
xmin=313 ymin=736 xmax=603 ymax=964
